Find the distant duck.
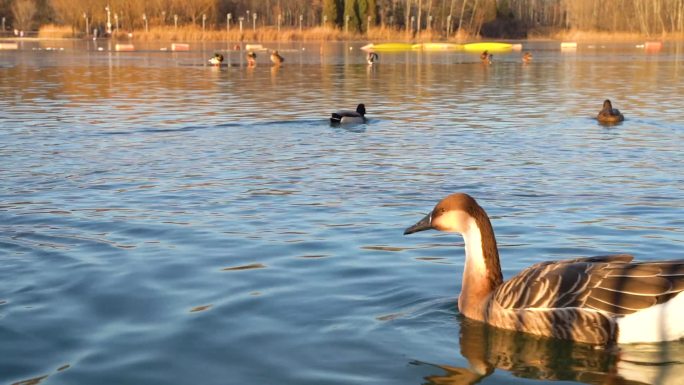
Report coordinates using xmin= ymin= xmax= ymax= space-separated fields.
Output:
xmin=208 ymin=53 xmax=224 ymax=65
xmin=246 ymin=51 xmax=257 ymax=67
xmin=367 ymin=52 xmax=379 ymax=65
xmin=597 ymin=99 xmax=625 ymax=123
xmin=480 ymin=50 xmax=492 ymax=64
xmin=330 ymin=104 xmax=366 ymax=124
xmin=522 ymin=51 xmax=533 ymax=63
xmin=270 ymin=50 xmax=284 ymax=65
xmin=480 ymin=50 xmax=490 ymax=63
xmin=405 ymin=193 xmax=684 ymax=346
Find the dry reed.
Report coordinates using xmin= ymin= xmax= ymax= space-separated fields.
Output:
xmin=37 ymin=24 xmax=74 ymax=39
xmin=530 ymin=28 xmax=684 ymax=42
xmin=39 ymin=23 xmax=679 ymax=43
xmin=115 ymin=25 xmax=383 ymax=42
xmin=38 ymin=23 xmax=459 ymax=42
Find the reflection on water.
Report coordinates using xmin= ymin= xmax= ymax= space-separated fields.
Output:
xmin=1 ymin=40 xmax=683 ymax=385
xmin=421 ymin=318 xmax=684 ymax=385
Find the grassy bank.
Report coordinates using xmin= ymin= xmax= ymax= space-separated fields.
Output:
xmin=38 ymin=24 xmax=684 ymax=42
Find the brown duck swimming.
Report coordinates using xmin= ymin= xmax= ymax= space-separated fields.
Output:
xmin=246 ymin=51 xmax=257 ymax=67
xmin=480 ymin=50 xmax=492 ymax=64
xmin=522 ymin=52 xmax=533 ymax=63
xmin=270 ymin=50 xmax=284 ymax=65
xmin=367 ymin=52 xmax=379 ymax=65
xmin=597 ymin=99 xmax=624 ymax=123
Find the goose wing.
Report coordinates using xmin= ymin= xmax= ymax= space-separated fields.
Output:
xmin=494 ymin=254 xmax=684 ymax=316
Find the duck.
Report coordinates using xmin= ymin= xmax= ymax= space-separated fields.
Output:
xmin=597 ymin=99 xmax=625 ymax=123
xmin=208 ymin=53 xmax=224 ymax=65
xmin=404 ymin=193 xmax=684 ymax=346
xmin=330 ymin=104 xmax=366 ymax=124
xmin=522 ymin=51 xmax=533 ymax=63
xmin=480 ymin=50 xmax=492 ymax=64
xmin=270 ymin=50 xmax=284 ymax=65
xmin=367 ymin=52 xmax=379 ymax=65
xmin=246 ymin=51 xmax=257 ymax=67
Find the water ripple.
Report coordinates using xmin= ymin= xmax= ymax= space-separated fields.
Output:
xmin=1 ymin=40 xmax=683 ymax=385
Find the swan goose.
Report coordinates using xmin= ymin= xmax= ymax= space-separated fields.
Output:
xmin=404 ymin=193 xmax=684 ymax=345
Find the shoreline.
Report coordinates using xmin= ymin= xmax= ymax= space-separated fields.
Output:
xmin=0 ymin=25 xmax=684 ymax=44
xmin=28 ymin=25 xmax=684 ymax=44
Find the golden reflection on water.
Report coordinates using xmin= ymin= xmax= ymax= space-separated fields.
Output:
xmin=422 ymin=317 xmax=684 ymax=385
xmin=4 ymin=41 xmax=681 ymax=129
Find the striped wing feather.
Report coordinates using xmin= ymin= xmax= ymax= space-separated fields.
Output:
xmin=494 ymin=254 xmax=684 ymax=316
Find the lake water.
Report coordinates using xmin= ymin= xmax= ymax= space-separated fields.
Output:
xmin=1 ymin=39 xmax=684 ymax=385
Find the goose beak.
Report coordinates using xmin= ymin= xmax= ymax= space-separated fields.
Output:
xmin=404 ymin=213 xmax=433 ymax=235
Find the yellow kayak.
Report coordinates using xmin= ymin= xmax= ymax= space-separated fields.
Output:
xmin=463 ymin=42 xmax=513 ymax=53
xmin=361 ymin=43 xmax=414 ymax=52
xmin=412 ymin=43 xmax=463 ymax=51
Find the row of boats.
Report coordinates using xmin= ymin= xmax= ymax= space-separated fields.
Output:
xmin=361 ymin=42 xmax=521 ymax=52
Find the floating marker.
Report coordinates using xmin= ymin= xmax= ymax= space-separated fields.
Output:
xmin=0 ymin=43 xmax=18 ymax=50
xmin=171 ymin=43 xmax=189 ymax=51
xmin=115 ymin=44 xmax=135 ymax=51
xmin=644 ymin=41 xmax=662 ymax=52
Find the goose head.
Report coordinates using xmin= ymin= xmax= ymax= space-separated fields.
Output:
xmin=404 ymin=193 xmax=483 ymax=235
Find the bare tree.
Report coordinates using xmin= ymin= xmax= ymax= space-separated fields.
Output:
xmin=28 ymin=0 xmax=684 ymax=36
xmin=12 ymin=0 xmax=37 ymax=31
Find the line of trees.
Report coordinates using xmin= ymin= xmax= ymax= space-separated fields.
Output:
xmin=1 ymin=0 xmax=683 ymax=37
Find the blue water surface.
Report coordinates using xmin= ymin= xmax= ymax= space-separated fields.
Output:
xmin=1 ymin=40 xmax=683 ymax=385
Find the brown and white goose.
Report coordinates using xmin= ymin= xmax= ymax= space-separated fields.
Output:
xmin=404 ymin=193 xmax=684 ymax=345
